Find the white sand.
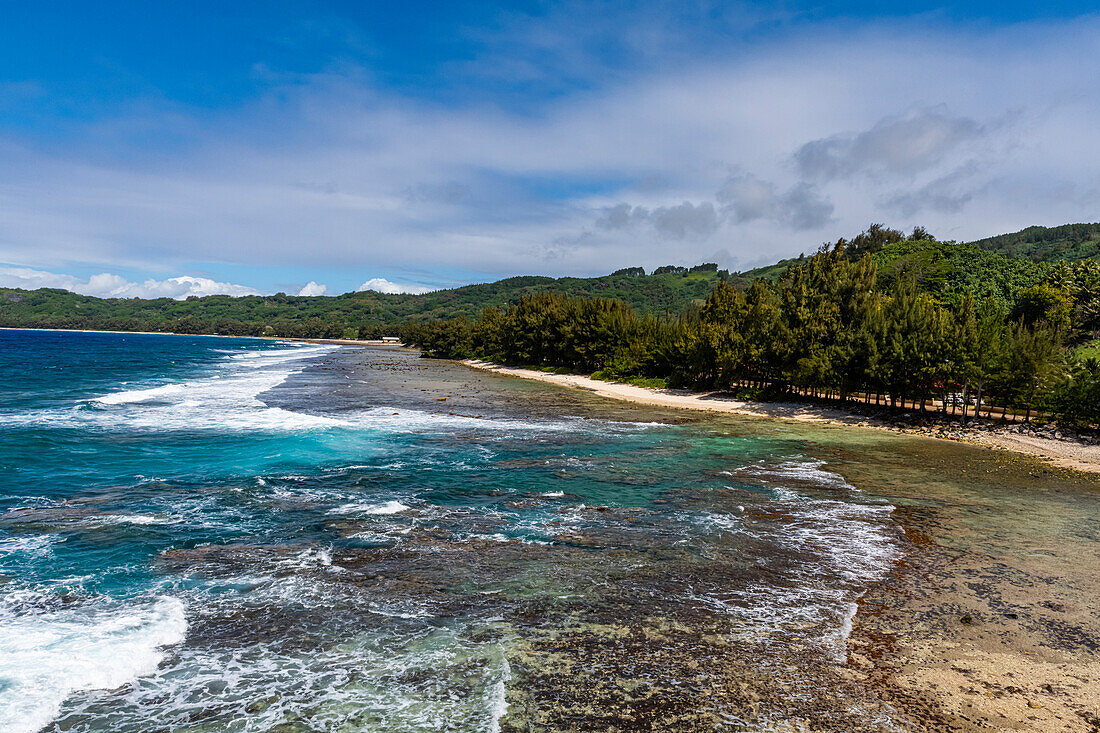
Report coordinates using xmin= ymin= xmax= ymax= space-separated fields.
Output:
xmin=462 ymin=360 xmax=1100 ymax=474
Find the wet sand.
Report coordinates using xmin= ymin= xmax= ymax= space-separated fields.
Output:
xmin=825 ymin=438 xmax=1100 ymax=733
xmin=461 ymin=360 xmax=1100 ymax=475
xmin=847 ymin=503 xmax=1100 ymax=731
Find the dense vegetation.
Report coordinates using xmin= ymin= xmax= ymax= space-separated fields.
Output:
xmin=0 ymin=266 xmax=727 ymax=338
xmin=970 ymin=223 xmax=1100 ymax=263
xmin=404 ymin=228 xmax=1100 ymax=429
xmin=3 ymin=222 xmax=1099 ymax=427
xmin=3 ymin=222 xmax=1095 ymax=339
xmin=734 ymin=221 xmax=1100 ymax=283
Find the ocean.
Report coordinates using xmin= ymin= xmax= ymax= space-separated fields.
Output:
xmin=0 ymin=328 xmax=914 ymax=731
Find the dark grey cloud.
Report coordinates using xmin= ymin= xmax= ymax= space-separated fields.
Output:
xmin=594 ymin=202 xmax=648 ymax=230
xmin=781 ymin=183 xmax=834 ymax=230
xmin=595 ymin=201 xmax=719 ymax=239
xmin=795 ymin=107 xmax=983 ymax=181
xmin=885 ymin=162 xmax=982 ymax=216
xmin=717 ymin=174 xmax=833 ymax=230
xmin=716 ymin=174 xmax=776 ymax=223
xmin=651 ymin=201 xmax=719 ymax=239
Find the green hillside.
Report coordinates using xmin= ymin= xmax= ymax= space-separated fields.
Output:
xmin=3 ymin=223 xmax=1097 ymax=340
xmin=733 ymin=222 xmax=1100 ymax=284
xmin=733 ymin=255 xmax=807 ymax=283
xmin=969 ymin=223 xmax=1100 ymax=262
xmin=0 ymin=265 xmax=726 ymax=338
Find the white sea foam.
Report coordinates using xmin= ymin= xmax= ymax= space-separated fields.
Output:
xmin=0 ymin=534 xmax=57 ymax=559
xmin=278 ymin=547 xmax=346 ymax=573
xmin=51 ymin=622 xmax=513 ymax=733
xmin=488 ymin=656 xmax=511 ymax=733
xmin=707 ymin=458 xmax=900 ymax=661
xmin=368 ymin=601 xmax=435 ymax=619
xmin=329 ymin=500 xmax=410 ymax=515
xmin=0 ymin=595 xmax=187 ymax=733
xmin=95 ymin=513 xmax=181 ymax=526
xmin=697 ymin=512 xmax=742 ymax=534
xmin=731 ymin=456 xmax=858 ymax=492
xmin=831 ymin=600 xmax=861 ymax=662
xmin=11 ymin=341 xmax=668 ymax=441
xmin=347 ymin=407 xmax=641 ymax=438
xmin=45 ymin=344 xmax=344 ymax=432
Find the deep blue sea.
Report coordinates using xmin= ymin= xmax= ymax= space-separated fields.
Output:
xmin=0 ymin=329 xmax=908 ymax=731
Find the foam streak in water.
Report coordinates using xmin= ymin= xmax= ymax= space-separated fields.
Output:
xmin=11 ymin=344 xmax=344 ymax=432
xmin=0 ymin=596 xmax=188 ymax=733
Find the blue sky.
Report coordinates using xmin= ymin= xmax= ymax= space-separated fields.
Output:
xmin=1 ymin=1 xmax=1098 ymax=297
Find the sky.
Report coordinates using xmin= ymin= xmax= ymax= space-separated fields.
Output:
xmin=1 ymin=1 xmax=1098 ymax=298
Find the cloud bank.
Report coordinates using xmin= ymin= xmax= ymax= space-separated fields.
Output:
xmin=0 ymin=9 xmax=1098 ymax=289
xmin=0 ymin=267 xmax=259 ymax=299
xmin=357 ymin=278 xmax=433 ymax=295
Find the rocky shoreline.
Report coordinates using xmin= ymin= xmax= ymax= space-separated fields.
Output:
xmin=846 ymin=498 xmax=1100 ymax=732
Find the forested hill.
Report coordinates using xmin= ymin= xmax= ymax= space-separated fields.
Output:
xmin=969 ymin=223 xmax=1100 ymax=262
xmin=734 ymin=222 xmax=1100 ymax=282
xmin=2 ymin=223 xmax=1097 ymax=339
xmin=0 ymin=265 xmax=726 ymax=338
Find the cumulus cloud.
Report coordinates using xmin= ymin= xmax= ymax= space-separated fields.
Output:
xmin=717 ymin=175 xmax=834 ymax=230
xmin=297 ymin=281 xmax=328 ymax=296
xmin=794 ymin=107 xmax=984 ymax=181
xmin=356 ymin=278 xmax=433 ymax=295
xmin=0 ymin=266 xmax=259 ymax=299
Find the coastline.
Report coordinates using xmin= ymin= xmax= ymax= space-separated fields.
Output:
xmin=460 ymin=358 xmax=1100 ymax=731
xmin=460 ymin=359 xmax=1100 ymax=474
xmin=0 ymin=326 xmax=281 ymax=340
xmin=0 ymin=327 xmax=405 ymax=348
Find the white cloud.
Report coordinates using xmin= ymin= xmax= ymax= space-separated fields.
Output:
xmin=0 ymin=266 xmax=259 ymax=299
xmin=794 ymin=107 xmax=985 ymax=181
xmin=0 ymin=15 xmax=1097 ymax=279
xmin=356 ymin=277 xmax=433 ymax=295
xmin=716 ymin=175 xmax=834 ymax=230
xmin=297 ymin=281 xmax=328 ymax=296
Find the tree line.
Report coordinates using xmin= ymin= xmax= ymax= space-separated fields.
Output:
xmin=402 ymin=233 xmax=1100 ymax=429
xmin=0 ymin=268 xmax=728 ymax=336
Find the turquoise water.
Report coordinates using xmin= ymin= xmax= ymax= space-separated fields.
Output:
xmin=0 ymin=329 xmax=905 ymax=731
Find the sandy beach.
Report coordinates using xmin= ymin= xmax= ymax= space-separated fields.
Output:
xmin=461 ymin=360 xmax=1100 ymax=474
